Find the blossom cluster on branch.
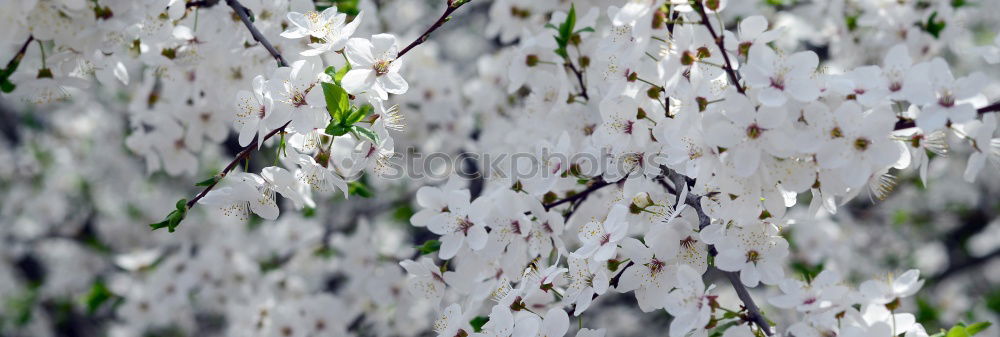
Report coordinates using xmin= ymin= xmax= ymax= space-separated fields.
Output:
xmin=0 ymin=0 xmax=998 ymax=336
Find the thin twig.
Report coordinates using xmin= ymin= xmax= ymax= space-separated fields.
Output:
xmin=663 ymin=166 xmax=774 ymax=335
xmin=566 ymin=61 xmax=589 ymax=100
xmin=693 ymin=3 xmax=744 ymax=94
xmin=4 ymin=35 xmax=35 ymax=72
xmin=894 ymin=101 xmax=1000 ymax=130
xmin=226 ymin=0 xmax=289 ymax=67
xmin=396 ymin=0 xmax=470 ymax=58
xmin=544 ymin=179 xmax=613 ymax=211
xmin=186 ymin=121 xmax=291 ymax=208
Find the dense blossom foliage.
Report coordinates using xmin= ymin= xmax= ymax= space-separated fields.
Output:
xmin=1 ymin=0 xmax=999 ymax=336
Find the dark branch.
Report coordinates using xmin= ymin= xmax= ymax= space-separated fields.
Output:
xmin=186 ymin=0 xmax=220 ymax=8
xmin=928 ymin=248 xmax=1000 ymax=285
xmin=226 ymin=0 xmax=289 ymax=67
xmin=186 ymin=121 xmax=290 ymax=208
xmin=544 ymin=178 xmax=613 ymax=211
xmin=894 ymin=101 xmax=1000 ymax=130
xmin=566 ymin=61 xmax=589 ymax=100
xmin=662 ymin=166 xmax=774 ymax=336
xmin=396 ymin=0 xmax=470 ymax=58
xmin=693 ymin=3 xmax=744 ymax=94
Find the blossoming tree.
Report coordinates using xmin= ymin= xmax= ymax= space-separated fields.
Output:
xmin=1 ymin=0 xmax=998 ymax=336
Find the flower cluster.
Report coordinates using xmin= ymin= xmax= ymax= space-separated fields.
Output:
xmin=0 ymin=0 xmax=998 ymax=336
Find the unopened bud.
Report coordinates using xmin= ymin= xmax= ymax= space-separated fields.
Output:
xmin=526 ymin=54 xmax=539 ymax=67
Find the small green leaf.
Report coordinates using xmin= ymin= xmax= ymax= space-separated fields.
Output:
xmin=353 ymin=125 xmax=379 ymax=143
xmin=84 ymin=279 xmax=115 ymax=314
xmin=335 ymin=63 xmax=351 ymax=84
xmin=920 ymin=12 xmax=946 ymax=39
xmin=470 ymin=316 xmax=490 ymax=332
xmin=325 ymin=123 xmax=352 ymax=136
xmin=418 ymin=240 xmax=441 ymax=255
xmin=575 ymin=26 xmax=595 ymax=34
xmin=0 ymin=79 xmax=15 ymax=93
xmin=348 ymin=180 xmax=373 ymax=198
xmin=322 ymin=82 xmax=350 ymax=121
xmin=945 ymin=322 xmax=993 ymax=337
xmin=195 ymin=176 xmax=219 ymax=187
xmin=345 ymin=104 xmax=373 ymax=125
xmin=324 ymin=65 xmax=337 ymax=79
xmin=151 ymin=199 xmax=187 ymax=232
xmin=965 ymin=322 xmax=992 ymax=335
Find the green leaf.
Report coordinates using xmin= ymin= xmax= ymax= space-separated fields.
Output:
xmin=150 ymin=199 xmax=187 ymax=232
xmin=418 ymin=240 xmax=441 ymax=255
xmin=470 ymin=316 xmax=489 ymax=332
xmin=393 ymin=204 xmax=415 ymax=223
xmin=0 ymin=79 xmax=15 ymax=93
xmin=324 ymin=65 xmax=337 ymax=79
xmin=920 ymin=12 xmax=946 ymax=39
xmin=194 ymin=176 xmax=219 ymax=187
xmin=325 ymin=123 xmax=352 ymax=136
xmin=965 ymin=322 xmax=992 ymax=335
xmin=945 ymin=322 xmax=993 ymax=337
xmin=353 ymin=125 xmax=379 ymax=143
xmin=83 ymin=279 xmax=115 ymax=314
xmin=348 ymin=180 xmax=373 ymax=198
xmin=345 ymin=104 xmax=373 ymax=125
xmin=322 ymin=82 xmax=350 ymax=121
xmin=560 ymin=4 xmax=577 ymax=42
xmin=575 ymin=26 xmax=595 ymax=34
xmin=335 ymin=63 xmax=351 ymax=84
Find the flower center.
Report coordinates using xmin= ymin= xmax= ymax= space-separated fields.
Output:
xmin=746 ymin=123 xmax=763 ymax=139
xmin=746 ymin=250 xmax=761 ymax=263
xmin=374 ymin=60 xmax=391 ymax=76
xmin=854 ymin=137 xmax=871 ymax=151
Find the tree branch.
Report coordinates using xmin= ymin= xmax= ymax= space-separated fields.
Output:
xmin=894 ymin=101 xmax=1000 ymax=130
xmin=566 ymin=61 xmax=589 ymax=100
xmin=226 ymin=0 xmax=288 ymax=67
xmin=544 ymin=178 xmax=613 ymax=211
xmin=186 ymin=121 xmax=291 ymax=208
xmin=693 ymin=3 xmax=744 ymax=94
xmin=663 ymin=167 xmax=774 ymax=335
xmin=396 ymin=0 xmax=470 ymax=58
